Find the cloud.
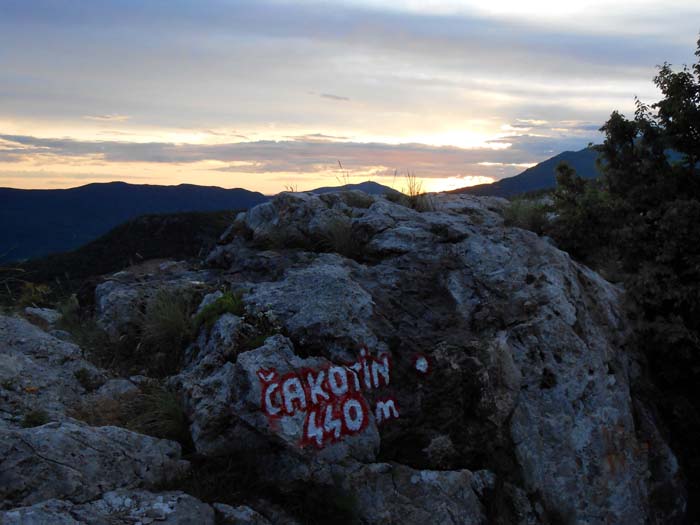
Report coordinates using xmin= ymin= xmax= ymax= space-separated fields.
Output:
xmin=0 ymin=127 xmax=602 ymax=181
xmin=83 ymin=114 xmax=130 ymax=122
xmin=320 ymin=93 xmax=350 ymax=101
xmin=1 ymin=0 xmax=695 ymax=135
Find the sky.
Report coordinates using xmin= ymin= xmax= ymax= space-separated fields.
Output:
xmin=0 ymin=1 xmax=698 ymax=194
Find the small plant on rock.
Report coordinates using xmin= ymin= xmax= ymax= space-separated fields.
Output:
xmin=320 ymin=216 xmax=363 ymax=259
xmin=405 ymin=173 xmax=438 ymax=212
xmin=193 ymin=290 xmax=245 ymax=333
xmin=71 ymin=383 xmax=192 ymax=451
xmin=385 ymin=172 xmax=437 ymax=212
xmin=21 ymin=409 xmax=50 ymax=428
xmin=57 ymin=293 xmax=80 ymax=322
xmin=239 ymin=307 xmax=281 ymax=353
xmin=73 ymin=368 xmax=98 ymax=392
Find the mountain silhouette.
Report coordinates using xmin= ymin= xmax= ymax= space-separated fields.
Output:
xmin=0 ymin=182 xmax=268 ymax=262
xmin=452 ymin=147 xmax=600 ymax=197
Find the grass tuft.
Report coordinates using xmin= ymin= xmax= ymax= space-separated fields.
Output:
xmin=73 ymin=368 xmax=99 ymax=392
xmin=320 ymin=216 xmax=363 ymax=259
xmin=71 ymin=383 xmax=192 ymax=450
xmin=21 ymin=409 xmax=50 ymax=428
xmin=126 ymin=385 xmax=192 ymax=448
xmin=141 ymin=290 xmax=192 ymax=360
xmin=193 ymin=291 xmax=245 ymax=334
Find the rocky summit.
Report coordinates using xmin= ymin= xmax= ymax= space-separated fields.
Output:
xmin=0 ymin=191 xmax=686 ymax=524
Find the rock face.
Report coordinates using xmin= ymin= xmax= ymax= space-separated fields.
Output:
xmin=0 ymin=490 xmax=216 ymax=524
xmin=0 ymin=421 xmax=188 ymax=508
xmin=197 ymin=191 xmax=683 ymax=523
xmin=0 ymin=315 xmax=105 ymax=428
xmin=94 ymin=262 xmax=214 ymax=342
xmin=0 ymin=190 xmax=686 ymax=523
xmin=341 ymin=463 xmax=486 ymax=524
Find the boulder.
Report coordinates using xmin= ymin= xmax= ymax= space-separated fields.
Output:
xmin=0 ymin=315 xmax=106 ymax=428
xmin=340 ymin=462 xmax=486 ymax=525
xmin=246 ymin=255 xmax=378 ymax=358
xmin=0 ymin=490 xmax=215 ymax=524
xmin=207 ymin=191 xmax=683 ymax=523
xmin=0 ymin=421 xmax=188 ymax=508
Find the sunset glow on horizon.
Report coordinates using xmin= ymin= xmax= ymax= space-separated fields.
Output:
xmin=1 ymin=0 xmax=699 ymax=193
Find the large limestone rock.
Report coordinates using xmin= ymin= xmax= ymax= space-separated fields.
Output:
xmin=202 ymin=190 xmax=683 ymax=523
xmin=0 ymin=421 xmax=188 ymax=508
xmin=1 ymin=189 xmax=684 ymax=523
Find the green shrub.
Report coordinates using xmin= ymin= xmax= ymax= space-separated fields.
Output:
xmin=502 ymin=198 xmax=551 ymax=234
xmin=21 ymin=409 xmax=50 ymax=428
xmin=193 ymin=291 xmax=245 ymax=333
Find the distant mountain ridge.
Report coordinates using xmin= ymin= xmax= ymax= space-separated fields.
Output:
xmin=310 ymin=180 xmax=400 ymax=195
xmin=452 ymin=147 xmax=600 ymax=198
xmin=0 ymin=182 xmax=268 ymax=262
xmin=0 ymin=180 xmax=399 ymax=262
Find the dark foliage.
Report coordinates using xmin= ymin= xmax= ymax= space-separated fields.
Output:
xmin=0 ymin=210 xmax=237 ymax=307
xmin=549 ymin=38 xmax=700 ymax=521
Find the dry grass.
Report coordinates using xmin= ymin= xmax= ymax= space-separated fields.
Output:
xmin=17 ymin=282 xmax=51 ymax=308
xmin=126 ymin=385 xmax=192 ymax=447
xmin=336 ymin=160 xmax=352 ymax=186
xmin=320 ymin=216 xmax=363 ymax=259
xmin=400 ymin=172 xmax=437 ymax=212
xmin=139 ymin=289 xmax=195 ymax=375
xmin=71 ymin=384 xmax=192 ymax=450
